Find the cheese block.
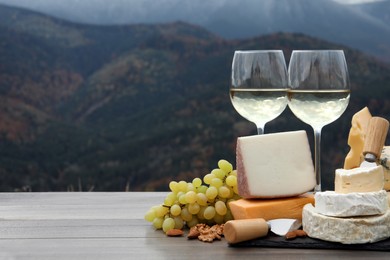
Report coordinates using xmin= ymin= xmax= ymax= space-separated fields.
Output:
xmin=334 ymin=165 xmax=384 ymax=194
xmin=315 ymin=190 xmax=388 ymax=217
xmin=380 ymin=146 xmax=390 ymax=191
xmin=228 ymin=193 xmax=314 ymax=221
xmin=344 ymin=107 xmax=372 ymax=169
xmin=236 ymin=130 xmax=316 ymax=198
xmin=302 ymin=204 xmax=390 ymax=244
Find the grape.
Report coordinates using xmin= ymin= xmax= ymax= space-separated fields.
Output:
xmin=162 ymin=217 xmax=175 ymax=233
xmin=230 ymin=170 xmax=237 ymax=176
xmin=226 ymin=175 xmax=237 ymax=187
xmin=178 ymin=194 xmax=187 ymax=204
xmin=196 ymin=192 xmax=208 ymax=206
xmin=218 ymin=185 xmax=231 ymax=199
xmin=213 ymin=213 xmax=224 ymax=224
xmin=178 ymin=181 xmax=187 ymax=192
xmin=233 ymin=185 xmax=239 ymax=195
xmin=197 ymin=185 xmax=208 ymax=194
xmin=180 ymin=207 xmax=192 ymax=222
xmin=224 ymin=210 xmax=234 ymax=222
xmin=153 ymin=217 xmax=164 ymax=229
xmin=186 ymin=216 xmax=199 ymax=228
xmin=186 ymin=183 xmax=196 ymax=192
xmin=197 ymin=206 xmax=207 ymax=220
xmin=192 ymin=177 xmax=202 ymax=188
xmin=185 ymin=191 xmax=197 ymax=204
xmin=144 ymin=209 xmax=156 ymax=222
xmin=215 ymin=200 xmax=227 ymax=216
xmin=155 ymin=205 xmax=169 ymax=217
xmin=205 ymin=186 xmax=218 ymax=200
xmin=218 ymin=159 xmax=233 ymax=174
xmin=203 ymin=173 xmax=215 ymax=185
xmin=188 ymin=203 xmax=200 ymax=214
xmin=203 ymin=206 xmax=216 ymax=220
xmin=164 ymin=192 xmax=176 ymax=206
xmin=210 ymin=178 xmax=223 ymax=188
xmin=169 ymin=181 xmax=179 ymax=192
xmin=174 ymin=216 xmax=184 ymax=229
xmin=170 ymin=204 xmax=181 ymax=216
xmin=211 ymin=168 xmax=226 ymax=179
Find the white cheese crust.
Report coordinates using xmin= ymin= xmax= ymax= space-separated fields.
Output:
xmin=315 ymin=190 xmax=388 ymax=217
xmin=334 ymin=165 xmax=384 ymax=194
xmin=302 ymin=204 xmax=390 ymax=244
xmin=236 ymin=130 xmax=316 ymax=198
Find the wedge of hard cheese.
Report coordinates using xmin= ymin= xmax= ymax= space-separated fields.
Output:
xmin=236 ymin=130 xmax=316 ymax=198
xmin=380 ymin=146 xmax=390 ymax=191
xmin=228 ymin=193 xmax=314 ymax=221
xmin=344 ymin=107 xmax=372 ymax=169
xmin=315 ymin=190 xmax=388 ymax=217
xmin=303 ymin=204 xmax=390 ymax=244
xmin=334 ymin=165 xmax=384 ymax=194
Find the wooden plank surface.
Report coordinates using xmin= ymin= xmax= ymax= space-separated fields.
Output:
xmin=0 ymin=192 xmax=389 ymax=259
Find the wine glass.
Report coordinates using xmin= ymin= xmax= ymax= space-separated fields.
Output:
xmin=230 ymin=50 xmax=288 ymax=134
xmin=287 ymin=50 xmax=350 ymax=192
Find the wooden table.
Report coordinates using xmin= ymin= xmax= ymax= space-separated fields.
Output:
xmin=0 ymin=192 xmax=388 ymax=259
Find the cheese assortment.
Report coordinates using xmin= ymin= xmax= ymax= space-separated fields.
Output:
xmin=302 ymin=112 xmax=390 ymax=244
xmin=236 ymin=130 xmax=316 ymax=198
xmin=380 ymin=146 xmax=390 ymax=191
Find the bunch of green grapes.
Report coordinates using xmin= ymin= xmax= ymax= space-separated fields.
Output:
xmin=144 ymin=159 xmax=240 ymax=233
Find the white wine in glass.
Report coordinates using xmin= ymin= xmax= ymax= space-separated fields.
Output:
xmin=288 ymin=50 xmax=350 ymax=192
xmin=230 ymin=50 xmax=288 ymax=134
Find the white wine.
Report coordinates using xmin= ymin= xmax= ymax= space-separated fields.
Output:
xmin=287 ymin=90 xmax=350 ymax=129
xmin=230 ymin=88 xmax=287 ymax=125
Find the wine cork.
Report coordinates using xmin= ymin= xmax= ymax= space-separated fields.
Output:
xmin=224 ymin=218 xmax=269 ymax=244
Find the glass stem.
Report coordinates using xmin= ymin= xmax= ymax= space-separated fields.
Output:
xmin=256 ymin=124 xmax=265 ymax=135
xmin=313 ymin=127 xmax=322 ymax=193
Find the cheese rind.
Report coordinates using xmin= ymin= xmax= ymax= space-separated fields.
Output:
xmin=334 ymin=165 xmax=384 ymax=194
xmin=236 ymin=130 xmax=316 ymax=198
xmin=315 ymin=190 xmax=388 ymax=217
xmin=380 ymin=146 xmax=390 ymax=191
xmin=228 ymin=193 xmax=314 ymax=221
xmin=344 ymin=107 xmax=372 ymax=169
xmin=302 ymin=204 xmax=390 ymax=244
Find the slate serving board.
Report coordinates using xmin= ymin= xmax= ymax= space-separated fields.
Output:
xmin=230 ymin=233 xmax=390 ymax=251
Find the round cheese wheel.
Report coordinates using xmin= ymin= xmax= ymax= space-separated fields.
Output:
xmin=302 ymin=204 xmax=390 ymax=244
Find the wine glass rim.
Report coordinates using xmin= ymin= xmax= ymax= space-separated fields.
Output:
xmin=291 ymin=50 xmax=345 ymax=53
xmin=234 ymin=50 xmax=284 ymax=54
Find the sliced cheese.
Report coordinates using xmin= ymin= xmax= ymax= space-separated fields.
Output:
xmin=315 ymin=190 xmax=388 ymax=217
xmin=334 ymin=165 xmax=384 ymax=194
xmin=344 ymin=107 xmax=372 ymax=169
xmin=236 ymin=130 xmax=316 ymax=198
xmin=228 ymin=193 xmax=314 ymax=221
xmin=380 ymin=146 xmax=390 ymax=191
xmin=302 ymin=203 xmax=390 ymax=244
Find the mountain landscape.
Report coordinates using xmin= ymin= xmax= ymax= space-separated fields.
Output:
xmin=0 ymin=0 xmax=389 ymax=62
xmin=0 ymin=4 xmax=389 ymax=192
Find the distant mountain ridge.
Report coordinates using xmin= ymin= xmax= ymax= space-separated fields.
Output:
xmin=0 ymin=4 xmax=389 ymax=191
xmin=0 ymin=0 xmax=389 ymax=61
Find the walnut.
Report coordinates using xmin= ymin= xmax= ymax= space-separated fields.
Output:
xmin=187 ymin=224 xmax=224 ymax=243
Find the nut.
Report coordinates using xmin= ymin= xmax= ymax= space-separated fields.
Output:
xmin=285 ymin=231 xmax=297 ymax=240
xmin=294 ymin=229 xmax=307 ymax=237
xmin=187 ymin=224 xmax=224 ymax=242
xmin=187 ymin=227 xmax=200 ymax=239
xmin=166 ymin=229 xmax=184 ymax=237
